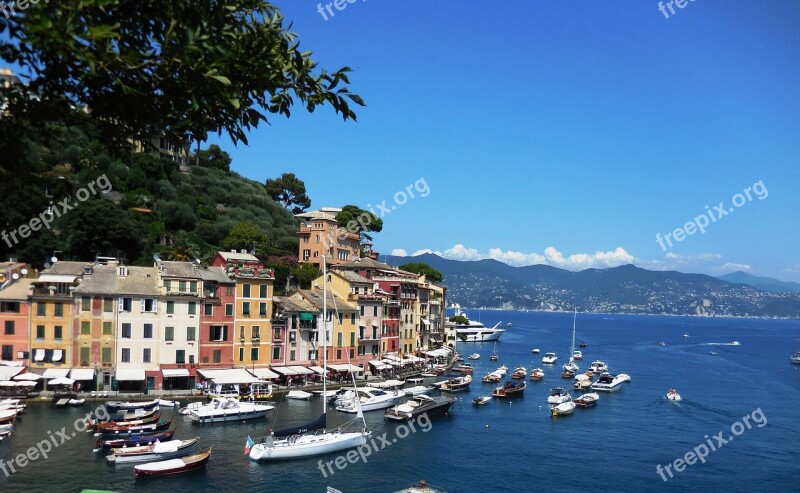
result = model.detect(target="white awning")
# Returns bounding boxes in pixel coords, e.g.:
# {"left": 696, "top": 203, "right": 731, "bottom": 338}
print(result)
{"left": 425, "top": 348, "right": 451, "bottom": 358}
{"left": 69, "top": 368, "right": 95, "bottom": 381}
{"left": 404, "top": 356, "right": 425, "bottom": 363}
{"left": 196, "top": 368, "right": 261, "bottom": 385}
{"left": 250, "top": 368, "right": 279, "bottom": 380}
{"left": 13, "top": 372, "right": 42, "bottom": 381}
{"left": 382, "top": 359, "right": 402, "bottom": 367}
{"left": 288, "top": 366, "right": 314, "bottom": 375}
{"left": 0, "top": 366, "right": 24, "bottom": 380}
{"left": 328, "top": 364, "right": 362, "bottom": 373}
{"left": 161, "top": 369, "right": 190, "bottom": 378}
{"left": 35, "top": 274, "right": 77, "bottom": 283}
{"left": 420, "top": 318, "right": 429, "bottom": 326}
{"left": 308, "top": 366, "right": 328, "bottom": 375}
{"left": 52, "top": 350, "right": 64, "bottom": 362}
{"left": 42, "top": 368, "right": 70, "bottom": 379}
{"left": 384, "top": 354, "right": 403, "bottom": 363}
{"left": 270, "top": 366, "right": 298, "bottom": 376}
{"left": 115, "top": 368, "right": 146, "bottom": 381}
{"left": 369, "top": 360, "right": 390, "bottom": 370}
{"left": 33, "top": 349, "right": 45, "bottom": 362}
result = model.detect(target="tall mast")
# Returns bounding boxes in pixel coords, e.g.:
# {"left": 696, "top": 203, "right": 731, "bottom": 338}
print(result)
{"left": 322, "top": 256, "right": 327, "bottom": 415}
{"left": 570, "top": 309, "right": 577, "bottom": 362}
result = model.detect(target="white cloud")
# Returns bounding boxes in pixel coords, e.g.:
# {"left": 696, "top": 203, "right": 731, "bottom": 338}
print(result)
{"left": 442, "top": 243, "right": 484, "bottom": 261}
{"left": 488, "top": 248, "right": 545, "bottom": 266}
{"left": 411, "top": 249, "right": 435, "bottom": 256}
{"left": 390, "top": 248, "right": 408, "bottom": 257}
{"left": 427, "top": 244, "right": 635, "bottom": 270}
{"left": 717, "top": 263, "right": 752, "bottom": 273}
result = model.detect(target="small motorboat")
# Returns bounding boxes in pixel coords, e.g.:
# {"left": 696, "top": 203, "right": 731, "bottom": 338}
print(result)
{"left": 666, "top": 389, "right": 682, "bottom": 401}
{"left": 157, "top": 399, "right": 180, "bottom": 408}
{"left": 589, "top": 361, "right": 608, "bottom": 374}
{"left": 482, "top": 372, "right": 501, "bottom": 383}
{"left": 574, "top": 392, "right": 599, "bottom": 408}
{"left": 792, "top": 352, "right": 800, "bottom": 365}
{"left": 403, "top": 385, "right": 434, "bottom": 396}
{"left": 591, "top": 373, "right": 628, "bottom": 392}
{"left": 468, "top": 353, "right": 480, "bottom": 360}
{"left": 561, "top": 369, "right": 576, "bottom": 379}
{"left": 312, "top": 390, "right": 339, "bottom": 398}
{"left": 133, "top": 447, "right": 212, "bottom": 476}
{"left": 439, "top": 375, "right": 473, "bottom": 392}
{"left": 529, "top": 368, "right": 544, "bottom": 381}
{"left": 68, "top": 398, "right": 86, "bottom": 406}
{"left": 94, "top": 431, "right": 176, "bottom": 452}
{"left": 730, "top": 341, "right": 741, "bottom": 346}
{"left": 710, "top": 351, "right": 718, "bottom": 355}
{"left": 495, "top": 365, "right": 508, "bottom": 376}
{"left": 286, "top": 390, "right": 312, "bottom": 400}
{"left": 178, "top": 402, "right": 202, "bottom": 416}
{"left": 492, "top": 381, "right": 526, "bottom": 398}
{"left": 96, "top": 418, "right": 173, "bottom": 436}
{"left": 489, "top": 353, "right": 498, "bottom": 361}
{"left": 511, "top": 367, "right": 527, "bottom": 379}
{"left": 384, "top": 394, "right": 455, "bottom": 421}
{"left": 106, "top": 399, "right": 160, "bottom": 414}
{"left": 547, "top": 387, "right": 571, "bottom": 405}
{"left": 108, "top": 437, "right": 200, "bottom": 464}
{"left": 658, "top": 341, "right": 666, "bottom": 346}
{"left": 542, "top": 352, "right": 557, "bottom": 364}
{"left": 574, "top": 374, "right": 592, "bottom": 391}
{"left": 94, "top": 412, "right": 163, "bottom": 432}
{"left": 367, "top": 379, "right": 405, "bottom": 389}
{"left": 579, "top": 341, "right": 587, "bottom": 348}
{"left": 572, "top": 350, "right": 583, "bottom": 361}
{"left": 683, "top": 333, "right": 689, "bottom": 338}
{"left": 551, "top": 401, "right": 576, "bottom": 416}
{"left": 473, "top": 396, "right": 492, "bottom": 405}
{"left": 531, "top": 348, "right": 541, "bottom": 354}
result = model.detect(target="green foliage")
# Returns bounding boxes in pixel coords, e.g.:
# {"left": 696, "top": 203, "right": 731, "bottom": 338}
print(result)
{"left": 336, "top": 205, "right": 383, "bottom": 242}
{"left": 63, "top": 200, "right": 144, "bottom": 262}
{"left": 293, "top": 263, "right": 322, "bottom": 290}
{"left": 399, "top": 262, "right": 443, "bottom": 283}
{"left": 449, "top": 315, "right": 469, "bottom": 325}
{"left": 164, "top": 231, "right": 200, "bottom": 261}
{"left": 195, "top": 144, "right": 232, "bottom": 172}
{"left": 265, "top": 172, "right": 311, "bottom": 214}
{"left": 1, "top": 0, "right": 365, "bottom": 148}
{"left": 223, "top": 222, "right": 269, "bottom": 254}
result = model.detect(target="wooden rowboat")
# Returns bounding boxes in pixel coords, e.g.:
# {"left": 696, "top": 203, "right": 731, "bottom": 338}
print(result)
{"left": 134, "top": 447, "right": 212, "bottom": 476}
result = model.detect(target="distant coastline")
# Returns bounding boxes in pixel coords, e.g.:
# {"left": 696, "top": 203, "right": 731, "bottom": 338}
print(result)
{"left": 449, "top": 306, "right": 800, "bottom": 321}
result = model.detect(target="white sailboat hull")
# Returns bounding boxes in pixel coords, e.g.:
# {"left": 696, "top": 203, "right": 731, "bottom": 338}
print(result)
{"left": 249, "top": 431, "right": 370, "bottom": 460}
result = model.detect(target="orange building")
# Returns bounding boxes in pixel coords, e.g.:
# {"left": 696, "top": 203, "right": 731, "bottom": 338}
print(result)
{"left": 296, "top": 208, "right": 361, "bottom": 269}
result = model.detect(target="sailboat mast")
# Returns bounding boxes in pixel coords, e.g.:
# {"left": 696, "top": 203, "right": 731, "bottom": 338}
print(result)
{"left": 322, "top": 256, "right": 327, "bottom": 415}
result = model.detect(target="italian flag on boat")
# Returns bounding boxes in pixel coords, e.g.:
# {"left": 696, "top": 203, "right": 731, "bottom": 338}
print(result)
{"left": 245, "top": 435, "right": 254, "bottom": 455}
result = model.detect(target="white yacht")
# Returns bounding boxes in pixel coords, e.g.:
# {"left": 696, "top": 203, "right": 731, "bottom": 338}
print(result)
{"left": 335, "top": 388, "right": 405, "bottom": 413}
{"left": 547, "top": 387, "right": 572, "bottom": 405}
{"left": 792, "top": 352, "right": 800, "bottom": 365}
{"left": 189, "top": 397, "right": 274, "bottom": 424}
{"left": 542, "top": 352, "right": 558, "bottom": 364}
{"left": 589, "top": 361, "right": 608, "bottom": 373}
{"left": 452, "top": 309, "right": 505, "bottom": 342}
{"left": 591, "top": 372, "right": 630, "bottom": 392}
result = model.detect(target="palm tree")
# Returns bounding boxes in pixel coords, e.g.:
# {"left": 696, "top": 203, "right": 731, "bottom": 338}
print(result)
{"left": 166, "top": 231, "right": 200, "bottom": 261}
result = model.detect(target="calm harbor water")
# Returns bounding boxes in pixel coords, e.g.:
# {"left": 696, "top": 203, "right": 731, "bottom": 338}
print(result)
{"left": 2, "top": 311, "right": 799, "bottom": 493}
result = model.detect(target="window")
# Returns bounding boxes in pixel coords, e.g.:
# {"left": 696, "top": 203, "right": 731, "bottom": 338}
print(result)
{"left": 143, "top": 348, "right": 151, "bottom": 363}
{"left": 290, "top": 350, "right": 296, "bottom": 361}
{"left": 143, "top": 323, "right": 153, "bottom": 339}
{"left": 189, "top": 281, "right": 197, "bottom": 294}
{"left": 337, "top": 332, "right": 343, "bottom": 347}
{"left": 81, "top": 296, "right": 91, "bottom": 311}
{"left": 351, "top": 313, "right": 355, "bottom": 324}
{"left": 121, "top": 348, "right": 131, "bottom": 363}
{"left": 349, "top": 349, "right": 354, "bottom": 359}
{"left": 54, "top": 303, "right": 63, "bottom": 317}
{"left": 204, "top": 304, "right": 213, "bottom": 316}
{"left": 190, "top": 354, "right": 195, "bottom": 364}
{"left": 241, "top": 283, "right": 251, "bottom": 298}
{"left": 239, "top": 347, "right": 244, "bottom": 362}
{"left": 250, "top": 347, "right": 259, "bottom": 361}
{"left": 164, "top": 280, "right": 172, "bottom": 292}
{"left": 350, "top": 332, "right": 355, "bottom": 346}
{"left": 176, "top": 350, "right": 185, "bottom": 364}
{"left": 78, "top": 346, "right": 91, "bottom": 364}
{"left": 225, "top": 304, "right": 233, "bottom": 317}
{"left": 260, "top": 285, "right": 267, "bottom": 298}
{"left": 37, "top": 303, "right": 46, "bottom": 316}
{"left": 103, "top": 321, "right": 112, "bottom": 335}
{"left": 336, "top": 349, "right": 342, "bottom": 359}
{"left": 54, "top": 326, "right": 62, "bottom": 340}
{"left": 259, "top": 302, "right": 267, "bottom": 316}
{"left": 272, "top": 346, "right": 280, "bottom": 360}
{"left": 165, "top": 326, "right": 174, "bottom": 341}
{"left": 225, "top": 285, "right": 234, "bottom": 296}
{"left": 360, "top": 306, "right": 364, "bottom": 316}
{"left": 188, "top": 302, "right": 196, "bottom": 315}
{"left": 242, "top": 302, "right": 250, "bottom": 316}
{"left": 187, "top": 327, "right": 196, "bottom": 341}
{"left": 179, "top": 280, "right": 186, "bottom": 292}
{"left": 309, "top": 350, "right": 317, "bottom": 361}
{"left": 36, "top": 325, "right": 45, "bottom": 339}
{"left": 0, "top": 301, "right": 20, "bottom": 313}
{"left": 289, "top": 331, "right": 296, "bottom": 342}
{"left": 212, "top": 349, "right": 221, "bottom": 364}
{"left": 103, "top": 297, "right": 113, "bottom": 312}
{"left": 4, "top": 321, "right": 13, "bottom": 335}
{"left": 338, "top": 313, "right": 343, "bottom": 324}
{"left": 211, "top": 325, "right": 227, "bottom": 341}
{"left": 166, "top": 301, "right": 174, "bottom": 314}
{"left": 3, "top": 345, "right": 14, "bottom": 360}
{"left": 374, "top": 306, "right": 378, "bottom": 316}
{"left": 119, "top": 297, "right": 132, "bottom": 312}
{"left": 81, "top": 321, "right": 90, "bottom": 335}
{"left": 102, "top": 347, "right": 112, "bottom": 363}
{"left": 142, "top": 298, "right": 156, "bottom": 312}
{"left": 252, "top": 326, "right": 260, "bottom": 339}
{"left": 121, "top": 323, "right": 131, "bottom": 339}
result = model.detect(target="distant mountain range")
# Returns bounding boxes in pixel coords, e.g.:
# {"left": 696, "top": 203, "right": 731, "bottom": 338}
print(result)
{"left": 717, "top": 271, "right": 800, "bottom": 293}
{"left": 381, "top": 254, "right": 800, "bottom": 318}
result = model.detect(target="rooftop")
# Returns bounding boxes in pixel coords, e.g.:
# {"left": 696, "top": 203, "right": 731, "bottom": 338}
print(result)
{"left": 74, "top": 265, "right": 161, "bottom": 296}
{"left": 216, "top": 251, "right": 260, "bottom": 264}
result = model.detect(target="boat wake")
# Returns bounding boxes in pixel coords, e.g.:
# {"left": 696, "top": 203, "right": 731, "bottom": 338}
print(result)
{"left": 676, "top": 400, "right": 738, "bottom": 419}
{"left": 706, "top": 342, "right": 742, "bottom": 346}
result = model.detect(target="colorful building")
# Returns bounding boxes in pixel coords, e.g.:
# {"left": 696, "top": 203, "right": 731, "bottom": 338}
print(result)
{"left": 198, "top": 266, "right": 236, "bottom": 368}
{"left": 295, "top": 208, "right": 361, "bottom": 269}
{"left": 0, "top": 278, "right": 33, "bottom": 364}
{"left": 293, "top": 288, "right": 359, "bottom": 367}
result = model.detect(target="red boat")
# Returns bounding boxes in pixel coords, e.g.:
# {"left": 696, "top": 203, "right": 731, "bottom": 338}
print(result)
{"left": 492, "top": 381, "right": 526, "bottom": 397}
{"left": 134, "top": 447, "right": 212, "bottom": 476}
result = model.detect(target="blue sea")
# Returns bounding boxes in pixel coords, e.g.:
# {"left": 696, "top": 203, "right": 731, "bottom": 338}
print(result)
{"left": 2, "top": 311, "right": 799, "bottom": 493}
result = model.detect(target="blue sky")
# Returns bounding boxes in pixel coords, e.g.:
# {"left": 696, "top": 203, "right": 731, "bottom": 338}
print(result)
{"left": 210, "top": 0, "right": 800, "bottom": 281}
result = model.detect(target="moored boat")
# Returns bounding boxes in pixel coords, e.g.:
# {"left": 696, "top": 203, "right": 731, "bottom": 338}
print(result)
{"left": 492, "top": 380, "right": 526, "bottom": 398}
{"left": 96, "top": 418, "right": 173, "bottom": 436}
{"left": 468, "top": 353, "right": 480, "bottom": 360}
{"left": 108, "top": 437, "right": 200, "bottom": 464}
{"left": 133, "top": 447, "right": 212, "bottom": 476}
{"left": 403, "top": 385, "right": 434, "bottom": 396}
{"left": 573, "top": 350, "right": 583, "bottom": 361}
{"left": 482, "top": 372, "right": 501, "bottom": 383}
{"left": 591, "top": 372, "right": 628, "bottom": 392}
{"left": 94, "top": 431, "right": 175, "bottom": 452}
{"left": 574, "top": 392, "right": 599, "bottom": 408}
{"left": 531, "top": 348, "right": 540, "bottom": 354}
{"left": 335, "top": 388, "right": 404, "bottom": 413}
{"left": 791, "top": 352, "right": 800, "bottom": 365}
{"left": 511, "top": 367, "right": 527, "bottom": 379}
{"left": 551, "top": 400, "right": 576, "bottom": 416}
{"left": 384, "top": 395, "right": 455, "bottom": 421}
{"left": 106, "top": 399, "right": 159, "bottom": 414}
{"left": 189, "top": 397, "right": 273, "bottom": 424}
{"left": 542, "top": 352, "right": 557, "bottom": 364}
{"left": 287, "top": 390, "right": 312, "bottom": 400}
{"left": 574, "top": 374, "right": 593, "bottom": 391}
{"left": 473, "top": 396, "right": 492, "bottom": 405}
{"left": 589, "top": 361, "right": 608, "bottom": 374}
{"left": 547, "top": 387, "right": 571, "bottom": 405}
{"left": 439, "top": 374, "right": 472, "bottom": 392}
{"left": 529, "top": 368, "right": 544, "bottom": 381}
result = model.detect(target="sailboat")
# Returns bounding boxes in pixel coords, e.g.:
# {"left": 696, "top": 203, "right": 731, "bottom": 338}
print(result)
{"left": 248, "top": 257, "right": 370, "bottom": 461}
{"left": 489, "top": 341, "right": 498, "bottom": 361}
{"left": 563, "top": 309, "right": 580, "bottom": 373}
